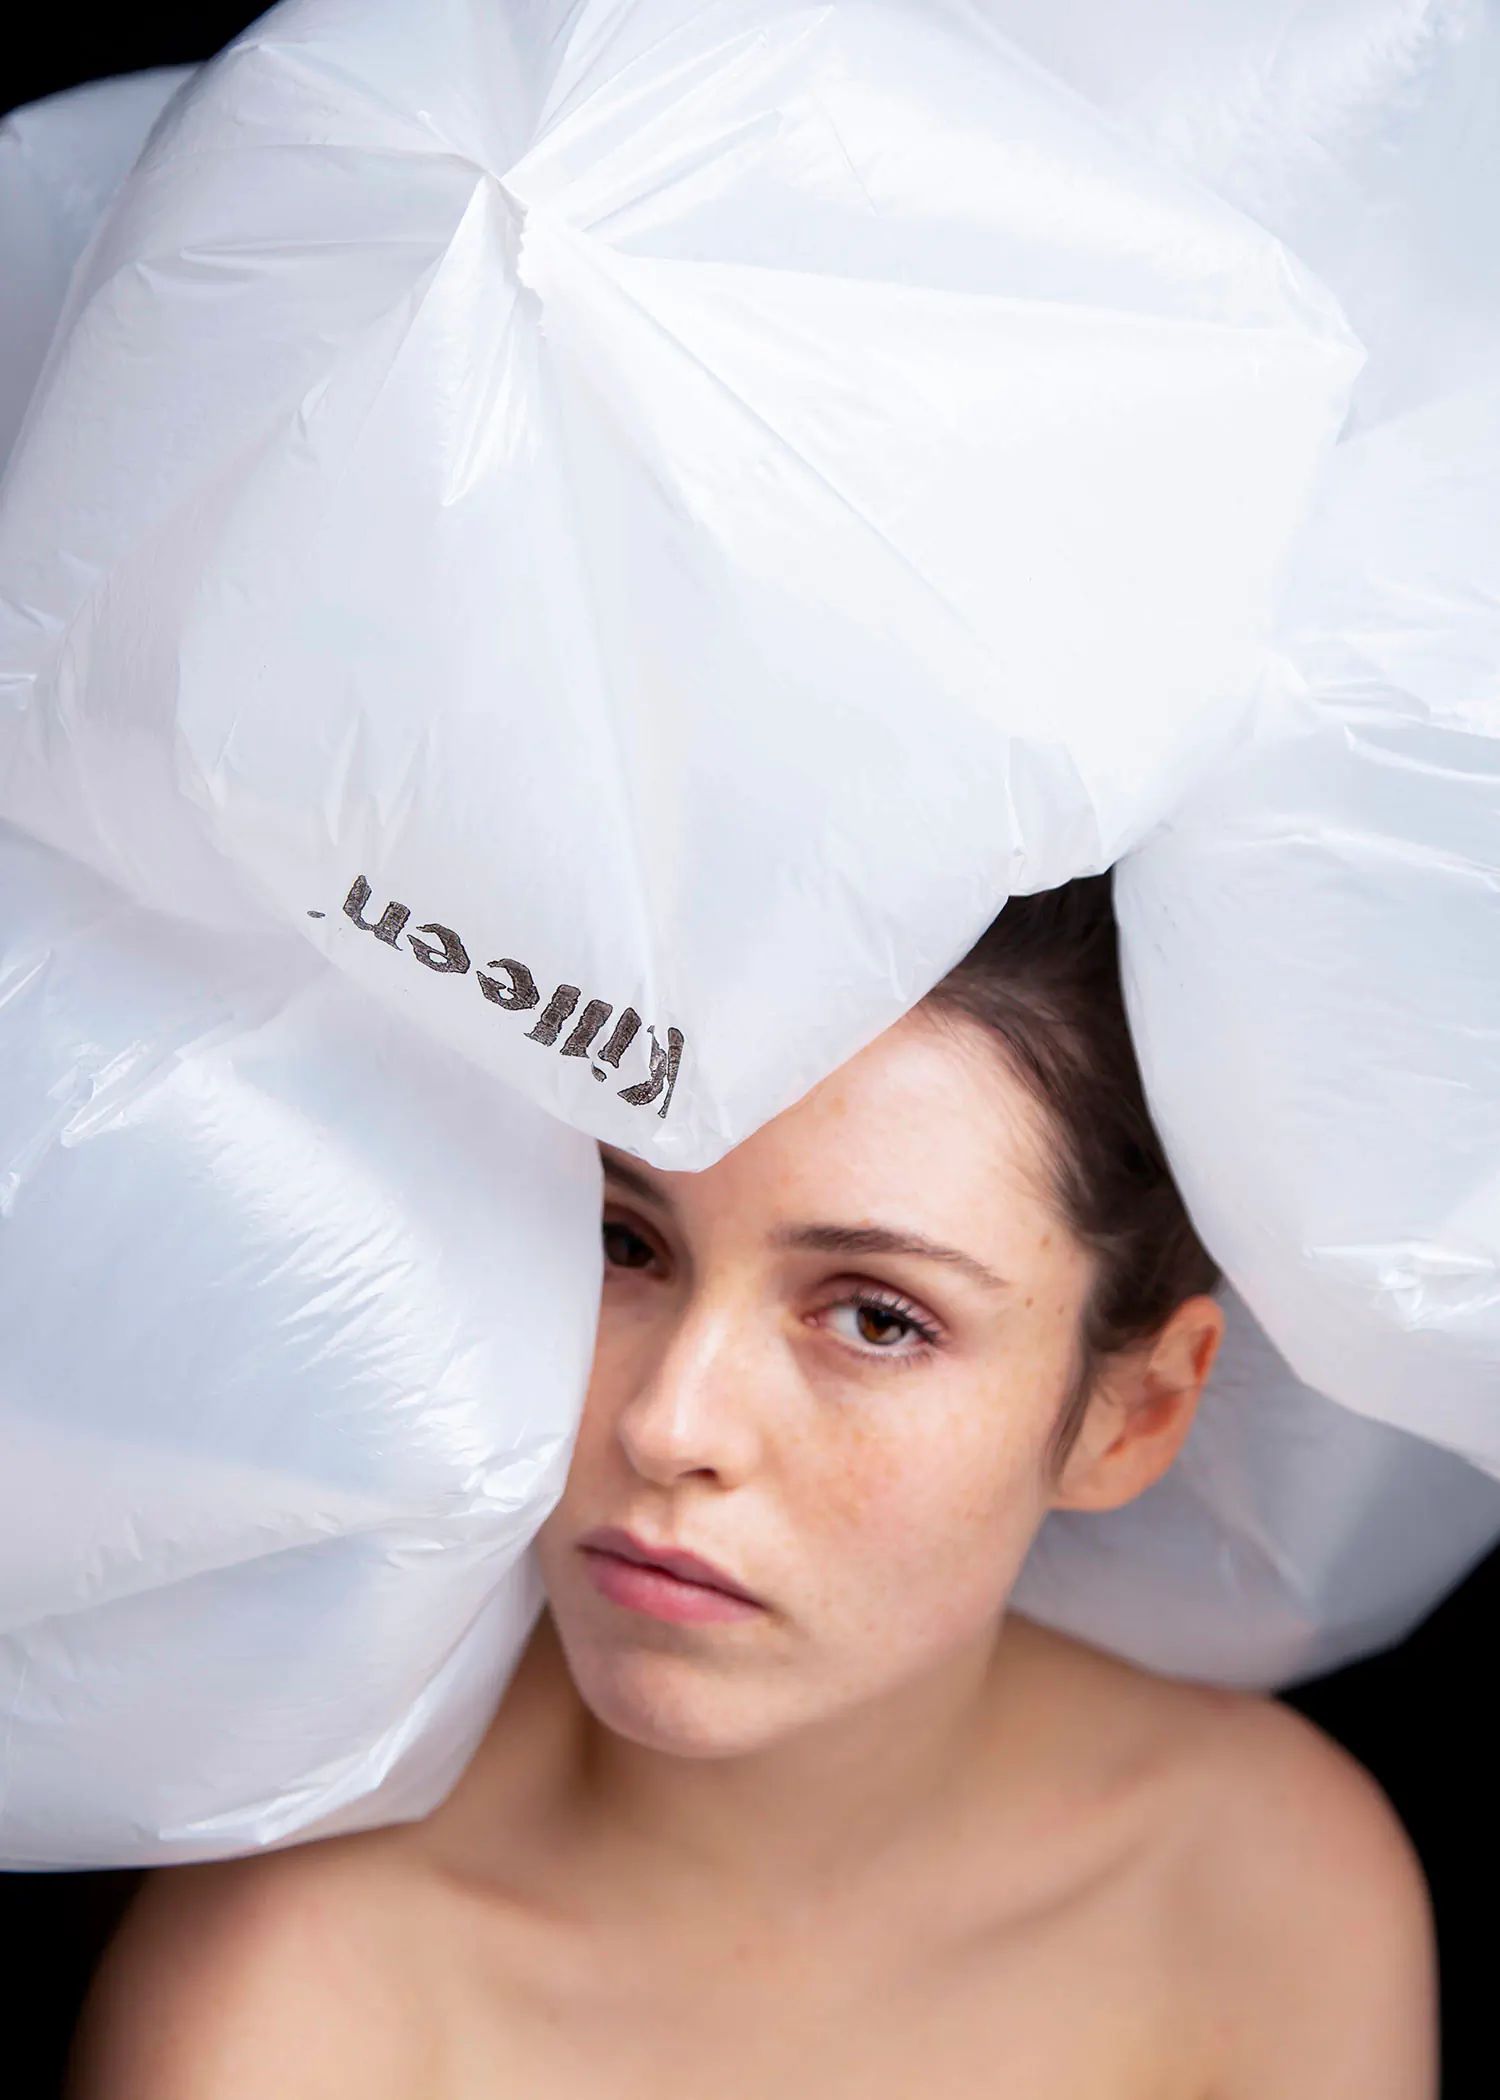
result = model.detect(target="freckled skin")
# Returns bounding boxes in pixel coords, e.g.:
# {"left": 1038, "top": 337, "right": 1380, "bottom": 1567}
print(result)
{"left": 73, "top": 1014, "right": 1438, "bottom": 2100}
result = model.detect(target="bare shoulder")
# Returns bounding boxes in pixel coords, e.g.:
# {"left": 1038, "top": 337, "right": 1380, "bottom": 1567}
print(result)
{"left": 1175, "top": 1682, "right": 1424, "bottom": 1886}
{"left": 69, "top": 1836, "right": 442, "bottom": 2100}
{"left": 1179, "top": 1691, "right": 1438, "bottom": 2097}
{"left": 1008, "top": 1621, "right": 1437, "bottom": 2099}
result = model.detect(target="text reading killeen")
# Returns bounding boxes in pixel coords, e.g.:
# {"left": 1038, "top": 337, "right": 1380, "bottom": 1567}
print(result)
{"left": 312, "top": 876, "right": 684, "bottom": 1120}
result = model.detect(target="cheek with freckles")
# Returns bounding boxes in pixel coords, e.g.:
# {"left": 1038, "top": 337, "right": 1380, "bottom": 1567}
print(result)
{"left": 775, "top": 1331, "right": 1074, "bottom": 1684}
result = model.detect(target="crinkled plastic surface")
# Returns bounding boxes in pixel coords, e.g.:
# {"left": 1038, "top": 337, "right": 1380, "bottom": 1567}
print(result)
{"left": 0, "top": 0, "right": 1359, "bottom": 1167}
{"left": 988, "top": 0, "right": 1500, "bottom": 435}
{"left": 981, "top": 0, "right": 1500, "bottom": 1479}
{"left": 0, "top": 821, "right": 599, "bottom": 1866}
{"left": 0, "top": 67, "right": 190, "bottom": 473}
{"left": 1119, "top": 436, "right": 1500, "bottom": 1473}
{"left": 2, "top": 4, "right": 1500, "bottom": 1868}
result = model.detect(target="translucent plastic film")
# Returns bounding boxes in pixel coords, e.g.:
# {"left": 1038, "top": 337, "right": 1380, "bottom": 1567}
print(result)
{"left": 0, "top": 66, "right": 189, "bottom": 472}
{"left": 0, "top": 0, "right": 1359, "bottom": 1166}
{"left": 994, "top": 0, "right": 1500, "bottom": 1477}
{"left": 0, "top": 821, "right": 599, "bottom": 1866}
{"left": 1120, "top": 423, "right": 1500, "bottom": 1474}
{"left": 3, "top": 7, "right": 1499, "bottom": 1868}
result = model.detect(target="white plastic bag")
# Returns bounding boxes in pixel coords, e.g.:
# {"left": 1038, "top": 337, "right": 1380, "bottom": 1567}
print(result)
{"left": 1119, "top": 399, "right": 1500, "bottom": 1475}
{"left": 976, "top": 0, "right": 1500, "bottom": 1479}
{"left": 0, "top": 67, "right": 191, "bottom": 473}
{"left": 0, "top": 0, "right": 1359, "bottom": 1166}
{"left": 983, "top": 0, "right": 1500, "bottom": 441}
{"left": 2, "top": 2, "right": 1497, "bottom": 1868}
{"left": 0, "top": 820, "right": 599, "bottom": 1866}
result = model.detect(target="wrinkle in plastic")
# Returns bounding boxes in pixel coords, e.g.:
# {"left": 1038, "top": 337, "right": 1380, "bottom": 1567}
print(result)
{"left": 3, "top": 0, "right": 1500, "bottom": 1865}
{"left": 0, "top": 0, "right": 1359, "bottom": 1166}
{"left": 0, "top": 822, "right": 600, "bottom": 1865}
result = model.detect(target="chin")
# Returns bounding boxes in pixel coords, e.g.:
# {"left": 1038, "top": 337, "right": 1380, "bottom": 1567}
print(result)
{"left": 556, "top": 1622, "right": 796, "bottom": 1759}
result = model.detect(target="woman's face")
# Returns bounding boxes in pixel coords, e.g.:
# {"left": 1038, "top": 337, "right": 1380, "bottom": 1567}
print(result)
{"left": 536, "top": 1011, "right": 1146, "bottom": 1758}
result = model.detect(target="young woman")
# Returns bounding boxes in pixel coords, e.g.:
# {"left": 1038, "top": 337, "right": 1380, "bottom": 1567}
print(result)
{"left": 73, "top": 879, "right": 1436, "bottom": 2098}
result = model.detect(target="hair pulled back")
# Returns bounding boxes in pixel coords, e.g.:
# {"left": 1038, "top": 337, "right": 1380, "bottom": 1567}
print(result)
{"left": 925, "top": 874, "right": 1219, "bottom": 1454}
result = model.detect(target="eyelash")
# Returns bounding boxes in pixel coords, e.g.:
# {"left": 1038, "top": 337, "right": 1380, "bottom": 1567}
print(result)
{"left": 601, "top": 1213, "right": 944, "bottom": 1361}
{"left": 820, "top": 1285, "right": 944, "bottom": 1361}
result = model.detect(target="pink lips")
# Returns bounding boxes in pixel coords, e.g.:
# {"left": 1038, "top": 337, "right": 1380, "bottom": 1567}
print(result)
{"left": 577, "top": 1527, "right": 767, "bottom": 1626}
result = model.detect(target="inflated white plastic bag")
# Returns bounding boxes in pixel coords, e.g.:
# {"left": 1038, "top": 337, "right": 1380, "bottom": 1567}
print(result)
{"left": 0, "top": 820, "right": 599, "bottom": 1866}
{"left": 0, "top": 0, "right": 1360, "bottom": 1165}
{"left": 0, "top": 67, "right": 191, "bottom": 473}
{"left": 1119, "top": 394, "right": 1500, "bottom": 1478}
{"left": 2, "top": 0, "right": 1499, "bottom": 1870}
{"left": 974, "top": 0, "right": 1500, "bottom": 1651}
{"left": 985, "top": 0, "right": 1500, "bottom": 439}
{"left": 975, "top": 0, "right": 1500, "bottom": 1479}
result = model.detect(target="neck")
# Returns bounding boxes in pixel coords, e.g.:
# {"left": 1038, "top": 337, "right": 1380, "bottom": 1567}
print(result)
{"left": 553, "top": 1618, "right": 1013, "bottom": 1911}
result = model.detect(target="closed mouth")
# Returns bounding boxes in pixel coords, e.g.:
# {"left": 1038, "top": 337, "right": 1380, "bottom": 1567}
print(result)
{"left": 576, "top": 1526, "right": 764, "bottom": 1607}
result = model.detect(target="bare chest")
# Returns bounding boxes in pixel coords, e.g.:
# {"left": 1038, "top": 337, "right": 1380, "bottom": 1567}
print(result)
{"left": 422, "top": 1883, "right": 1210, "bottom": 2100}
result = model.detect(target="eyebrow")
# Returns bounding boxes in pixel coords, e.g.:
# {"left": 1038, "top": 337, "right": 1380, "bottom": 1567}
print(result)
{"left": 776, "top": 1223, "right": 1010, "bottom": 1295}
{"left": 601, "top": 1153, "right": 1009, "bottom": 1295}
{"left": 601, "top": 1152, "right": 673, "bottom": 1206}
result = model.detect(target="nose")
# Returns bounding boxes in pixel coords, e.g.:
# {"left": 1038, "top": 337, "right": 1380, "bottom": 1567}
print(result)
{"left": 614, "top": 1287, "right": 766, "bottom": 1490}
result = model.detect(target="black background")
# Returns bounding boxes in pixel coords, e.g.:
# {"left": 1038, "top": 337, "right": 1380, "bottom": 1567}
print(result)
{"left": 3, "top": 12, "right": 1497, "bottom": 2095}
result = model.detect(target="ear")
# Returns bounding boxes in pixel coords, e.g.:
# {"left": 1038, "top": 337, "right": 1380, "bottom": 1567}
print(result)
{"left": 1050, "top": 1294, "right": 1226, "bottom": 1514}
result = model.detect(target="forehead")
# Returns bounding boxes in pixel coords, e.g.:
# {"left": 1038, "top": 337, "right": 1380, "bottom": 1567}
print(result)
{"left": 622, "top": 1011, "right": 1076, "bottom": 1281}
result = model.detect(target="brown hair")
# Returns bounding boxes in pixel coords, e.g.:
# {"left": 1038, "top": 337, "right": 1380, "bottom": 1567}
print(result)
{"left": 923, "top": 873, "right": 1219, "bottom": 1463}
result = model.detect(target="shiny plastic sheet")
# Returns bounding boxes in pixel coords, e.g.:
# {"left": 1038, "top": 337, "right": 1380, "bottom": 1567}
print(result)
{"left": 0, "top": 66, "right": 189, "bottom": 473}
{"left": 0, "top": 0, "right": 1358, "bottom": 1166}
{"left": 0, "top": 822, "right": 599, "bottom": 1865}
{"left": 2, "top": 4, "right": 1499, "bottom": 1866}
{"left": 984, "top": 0, "right": 1500, "bottom": 1477}
{"left": 1120, "top": 430, "right": 1500, "bottom": 1474}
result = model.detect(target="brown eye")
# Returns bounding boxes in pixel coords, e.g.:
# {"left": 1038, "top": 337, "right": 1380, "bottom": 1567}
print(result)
{"left": 819, "top": 1290, "right": 941, "bottom": 1358}
{"left": 855, "top": 1303, "right": 912, "bottom": 1346}
{"left": 603, "top": 1219, "right": 657, "bottom": 1270}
